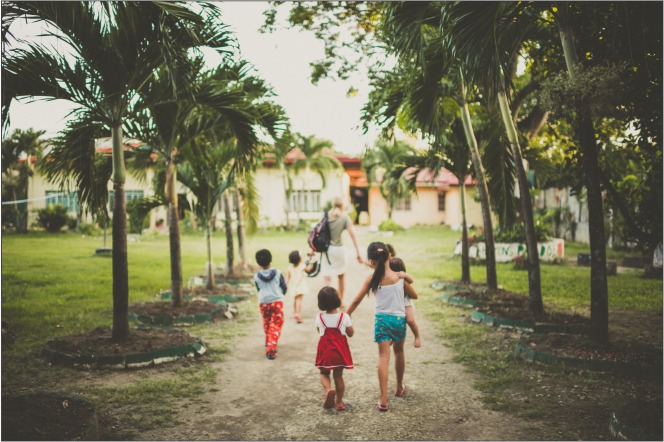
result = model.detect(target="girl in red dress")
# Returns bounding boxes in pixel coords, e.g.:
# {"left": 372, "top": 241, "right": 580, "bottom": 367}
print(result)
{"left": 315, "top": 286, "right": 354, "bottom": 410}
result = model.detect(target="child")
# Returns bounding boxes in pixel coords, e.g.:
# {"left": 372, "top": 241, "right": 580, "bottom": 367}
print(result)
{"left": 286, "top": 250, "right": 312, "bottom": 323}
{"left": 254, "top": 249, "right": 288, "bottom": 359}
{"left": 385, "top": 244, "right": 422, "bottom": 348}
{"left": 346, "top": 242, "right": 418, "bottom": 412}
{"left": 315, "top": 286, "right": 354, "bottom": 411}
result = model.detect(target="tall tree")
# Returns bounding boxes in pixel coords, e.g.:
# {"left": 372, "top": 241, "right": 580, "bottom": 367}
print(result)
{"left": 444, "top": 1, "right": 545, "bottom": 314}
{"left": 365, "top": 2, "right": 501, "bottom": 290}
{"left": 2, "top": 2, "right": 231, "bottom": 341}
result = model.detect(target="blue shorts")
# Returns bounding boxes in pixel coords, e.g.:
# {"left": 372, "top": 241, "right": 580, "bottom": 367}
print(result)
{"left": 374, "top": 314, "right": 407, "bottom": 343}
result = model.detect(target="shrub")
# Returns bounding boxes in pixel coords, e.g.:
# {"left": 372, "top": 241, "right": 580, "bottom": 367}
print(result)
{"left": 77, "top": 222, "right": 99, "bottom": 236}
{"left": 378, "top": 218, "right": 404, "bottom": 232}
{"left": 35, "top": 204, "right": 71, "bottom": 233}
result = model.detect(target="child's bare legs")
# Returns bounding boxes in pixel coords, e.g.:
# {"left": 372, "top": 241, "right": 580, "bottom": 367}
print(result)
{"left": 393, "top": 340, "right": 406, "bottom": 395}
{"left": 377, "top": 341, "right": 392, "bottom": 406}
{"left": 332, "top": 367, "right": 345, "bottom": 406}
{"left": 405, "top": 306, "right": 421, "bottom": 347}
{"left": 294, "top": 294, "right": 303, "bottom": 322}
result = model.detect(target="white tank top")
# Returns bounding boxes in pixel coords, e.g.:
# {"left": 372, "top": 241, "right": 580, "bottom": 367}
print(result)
{"left": 374, "top": 278, "right": 406, "bottom": 317}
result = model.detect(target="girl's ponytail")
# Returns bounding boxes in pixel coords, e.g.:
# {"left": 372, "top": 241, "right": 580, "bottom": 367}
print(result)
{"left": 368, "top": 242, "right": 389, "bottom": 293}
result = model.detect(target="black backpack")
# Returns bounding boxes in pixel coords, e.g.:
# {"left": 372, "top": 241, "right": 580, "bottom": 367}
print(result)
{"left": 308, "top": 211, "right": 331, "bottom": 253}
{"left": 306, "top": 212, "right": 332, "bottom": 277}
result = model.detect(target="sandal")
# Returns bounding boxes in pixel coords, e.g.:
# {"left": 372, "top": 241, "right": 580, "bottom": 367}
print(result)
{"left": 335, "top": 402, "right": 346, "bottom": 411}
{"left": 323, "top": 390, "right": 336, "bottom": 409}
{"left": 395, "top": 385, "right": 407, "bottom": 398}
{"left": 376, "top": 402, "right": 389, "bottom": 412}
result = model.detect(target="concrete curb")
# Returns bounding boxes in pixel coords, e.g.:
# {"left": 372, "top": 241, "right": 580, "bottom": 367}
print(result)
{"left": 42, "top": 336, "right": 206, "bottom": 369}
{"left": 514, "top": 337, "right": 655, "bottom": 375}
{"left": 160, "top": 291, "right": 252, "bottom": 304}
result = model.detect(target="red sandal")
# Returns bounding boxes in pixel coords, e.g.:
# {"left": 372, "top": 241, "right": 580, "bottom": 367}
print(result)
{"left": 376, "top": 402, "right": 389, "bottom": 412}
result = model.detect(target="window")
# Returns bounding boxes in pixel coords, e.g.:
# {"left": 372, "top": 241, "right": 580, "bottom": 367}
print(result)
{"left": 108, "top": 190, "right": 144, "bottom": 208}
{"left": 396, "top": 196, "right": 411, "bottom": 211}
{"left": 288, "top": 190, "right": 321, "bottom": 212}
{"left": 438, "top": 191, "right": 446, "bottom": 211}
{"left": 45, "top": 191, "right": 79, "bottom": 213}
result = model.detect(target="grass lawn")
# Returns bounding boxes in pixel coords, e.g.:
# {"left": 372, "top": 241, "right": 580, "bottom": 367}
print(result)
{"left": 2, "top": 225, "right": 662, "bottom": 439}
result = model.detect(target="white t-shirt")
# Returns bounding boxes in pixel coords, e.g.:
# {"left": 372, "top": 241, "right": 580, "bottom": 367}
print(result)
{"left": 315, "top": 312, "right": 352, "bottom": 336}
{"left": 374, "top": 278, "right": 407, "bottom": 317}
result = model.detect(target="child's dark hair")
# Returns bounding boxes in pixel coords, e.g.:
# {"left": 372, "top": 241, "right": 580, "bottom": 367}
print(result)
{"left": 288, "top": 250, "right": 301, "bottom": 265}
{"left": 318, "top": 286, "right": 341, "bottom": 311}
{"left": 368, "top": 241, "right": 390, "bottom": 293}
{"left": 386, "top": 243, "right": 396, "bottom": 257}
{"left": 390, "top": 257, "right": 406, "bottom": 272}
{"left": 255, "top": 249, "right": 272, "bottom": 268}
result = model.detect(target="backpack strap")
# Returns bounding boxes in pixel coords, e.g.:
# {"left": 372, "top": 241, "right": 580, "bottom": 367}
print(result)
{"left": 319, "top": 313, "right": 327, "bottom": 328}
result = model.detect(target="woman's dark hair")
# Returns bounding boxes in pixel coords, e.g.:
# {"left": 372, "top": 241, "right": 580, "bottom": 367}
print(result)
{"left": 255, "top": 249, "right": 272, "bottom": 268}
{"left": 289, "top": 250, "right": 301, "bottom": 265}
{"left": 318, "top": 286, "right": 341, "bottom": 311}
{"left": 368, "top": 241, "right": 390, "bottom": 293}
{"left": 386, "top": 243, "right": 396, "bottom": 257}
{"left": 389, "top": 257, "right": 406, "bottom": 272}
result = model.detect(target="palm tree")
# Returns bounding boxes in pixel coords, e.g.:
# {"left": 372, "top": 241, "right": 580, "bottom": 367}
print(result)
{"left": 2, "top": 1, "right": 231, "bottom": 342}
{"left": 363, "top": 139, "right": 415, "bottom": 220}
{"left": 443, "top": 1, "right": 545, "bottom": 314}
{"left": 291, "top": 134, "right": 342, "bottom": 225}
{"left": 125, "top": 55, "right": 264, "bottom": 307}
{"left": 393, "top": 118, "right": 474, "bottom": 284}
{"left": 178, "top": 138, "right": 234, "bottom": 290}
{"left": 365, "top": 2, "right": 500, "bottom": 290}
{"left": 1, "top": 128, "right": 45, "bottom": 232}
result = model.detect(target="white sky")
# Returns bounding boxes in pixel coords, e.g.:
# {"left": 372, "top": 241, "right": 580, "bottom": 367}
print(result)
{"left": 3, "top": 1, "right": 381, "bottom": 156}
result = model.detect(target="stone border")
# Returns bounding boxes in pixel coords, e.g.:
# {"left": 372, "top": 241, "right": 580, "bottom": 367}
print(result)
{"left": 128, "top": 306, "right": 227, "bottom": 327}
{"left": 159, "top": 291, "right": 252, "bottom": 304}
{"left": 514, "top": 338, "right": 650, "bottom": 374}
{"left": 470, "top": 310, "right": 590, "bottom": 334}
{"left": 42, "top": 338, "right": 206, "bottom": 369}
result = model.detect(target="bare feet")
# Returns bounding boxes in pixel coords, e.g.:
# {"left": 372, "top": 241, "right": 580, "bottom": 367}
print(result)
{"left": 414, "top": 336, "right": 421, "bottom": 348}
{"left": 323, "top": 389, "right": 336, "bottom": 409}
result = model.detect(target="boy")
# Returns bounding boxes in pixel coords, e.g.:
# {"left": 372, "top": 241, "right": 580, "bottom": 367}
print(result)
{"left": 254, "top": 249, "right": 288, "bottom": 359}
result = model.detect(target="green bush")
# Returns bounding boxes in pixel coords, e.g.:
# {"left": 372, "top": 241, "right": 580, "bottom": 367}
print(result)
{"left": 77, "top": 222, "right": 99, "bottom": 236}
{"left": 35, "top": 204, "right": 71, "bottom": 233}
{"left": 378, "top": 218, "right": 404, "bottom": 232}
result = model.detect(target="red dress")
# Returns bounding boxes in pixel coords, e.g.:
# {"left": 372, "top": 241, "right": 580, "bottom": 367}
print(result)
{"left": 315, "top": 313, "right": 354, "bottom": 370}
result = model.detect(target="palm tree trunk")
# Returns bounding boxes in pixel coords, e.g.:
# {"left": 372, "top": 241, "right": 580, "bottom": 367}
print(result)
{"left": 222, "top": 191, "right": 234, "bottom": 276}
{"left": 459, "top": 182, "right": 471, "bottom": 284}
{"left": 233, "top": 189, "right": 247, "bottom": 266}
{"left": 166, "top": 160, "right": 183, "bottom": 308}
{"left": 458, "top": 79, "right": 498, "bottom": 291}
{"left": 111, "top": 123, "right": 129, "bottom": 342}
{"left": 498, "top": 91, "right": 543, "bottom": 314}
{"left": 559, "top": 21, "right": 609, "bottom": 344}
{"left": 205, "top": 223, "right": 215, "bottom": 290}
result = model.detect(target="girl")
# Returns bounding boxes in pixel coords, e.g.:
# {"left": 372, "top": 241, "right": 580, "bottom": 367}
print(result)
{"left": 346, "top": 242, "right": 418, "bottom": 411}
{"left": 286, "top": 250, "right": 311, "bottom": 323}
{"left": 386, "top": 244, "right": 422, "bottom": 348}
{"left": 315, "top": 286, "right": 354, "bottom": 411}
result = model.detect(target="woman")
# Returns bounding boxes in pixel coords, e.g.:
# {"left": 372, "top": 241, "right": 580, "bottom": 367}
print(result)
{"left": 322, "top": 197, "right": 363, "bottom": 308}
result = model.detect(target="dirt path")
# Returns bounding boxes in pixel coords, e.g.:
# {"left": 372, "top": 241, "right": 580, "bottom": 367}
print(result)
{"left": 138, "top": 246, "right": 553, "bottom": 440}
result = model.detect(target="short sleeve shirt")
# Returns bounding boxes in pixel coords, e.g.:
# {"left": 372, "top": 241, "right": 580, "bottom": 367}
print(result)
{"left": 327, "top": 213, "right": 352, "bottom": 247}
{"left": 315, "top": 312, "right": 353, "bottom": 336}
